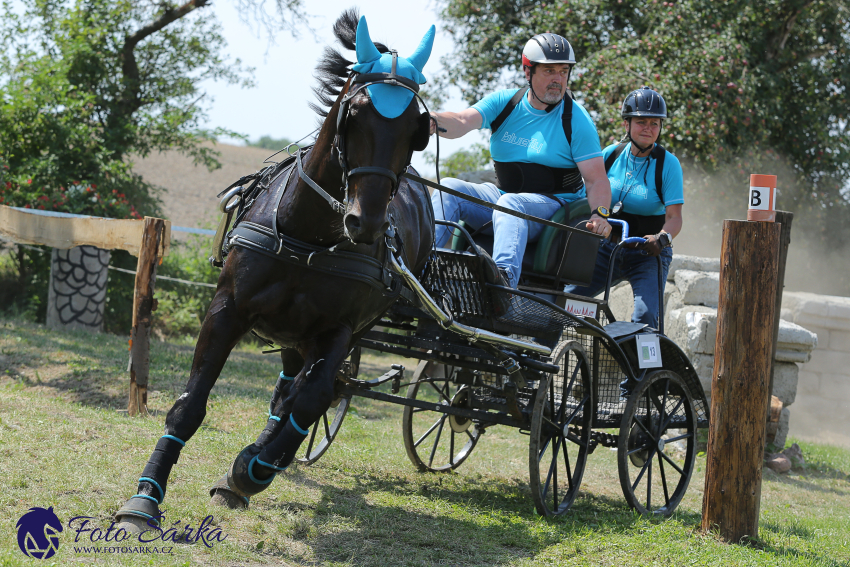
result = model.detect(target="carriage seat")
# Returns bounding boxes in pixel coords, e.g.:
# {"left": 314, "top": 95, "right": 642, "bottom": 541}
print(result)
{"left": 447, "top": 198, "right": 601, "bottom": 289}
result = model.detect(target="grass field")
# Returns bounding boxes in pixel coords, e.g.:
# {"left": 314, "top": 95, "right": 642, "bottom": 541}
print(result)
{"left": 1, "top": 317, "right": 849, "bottom": 566}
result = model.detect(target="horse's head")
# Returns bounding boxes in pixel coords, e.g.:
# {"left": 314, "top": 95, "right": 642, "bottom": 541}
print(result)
{"left": 336, "top": 16, "right": 434, "bottom": 245}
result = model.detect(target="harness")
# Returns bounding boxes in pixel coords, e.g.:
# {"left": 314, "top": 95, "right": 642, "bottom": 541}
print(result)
{"left": 604, "top": 142, "right": 669, "bottom": 237}
{"left": 489, "top": 87, "right": 584, "bottom": 195}
{"left": 212, "top": 55, "right": 435, "bottom": 303}
{"left": 220, "top": 155, "right": 418, "bottom": 303}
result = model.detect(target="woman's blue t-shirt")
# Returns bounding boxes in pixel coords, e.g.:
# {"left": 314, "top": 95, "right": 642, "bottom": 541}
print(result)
{"left": 472, "top": 88, "right": 603, "bottom": 200}
{"left": 578, "top": 142, "right": 684, "bottom": 216}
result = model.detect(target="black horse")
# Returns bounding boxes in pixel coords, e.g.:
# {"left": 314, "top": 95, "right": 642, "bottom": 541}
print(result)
{"left": 115, "top": 10, "right": 436, "bottom": 530}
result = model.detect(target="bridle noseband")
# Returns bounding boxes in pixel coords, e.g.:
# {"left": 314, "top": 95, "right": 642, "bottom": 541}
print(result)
{"left": 298, "top": 50, "right": 429, "bottom": 216}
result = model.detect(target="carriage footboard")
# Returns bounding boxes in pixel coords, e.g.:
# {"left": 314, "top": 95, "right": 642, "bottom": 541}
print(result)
{"left": 387, "top": 250, "right": 550, "bottom": 356}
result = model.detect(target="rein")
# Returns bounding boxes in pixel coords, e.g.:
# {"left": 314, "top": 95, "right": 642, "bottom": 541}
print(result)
{"left": 401, "top": 172, "right": 605, "bottom": 239}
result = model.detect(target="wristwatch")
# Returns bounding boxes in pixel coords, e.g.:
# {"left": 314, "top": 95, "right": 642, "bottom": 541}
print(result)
{"left": 593, "top": 206, "right": 610, "bottom": 218}
{"left": 657, "top": 232, "right": 672, "bottom": 248}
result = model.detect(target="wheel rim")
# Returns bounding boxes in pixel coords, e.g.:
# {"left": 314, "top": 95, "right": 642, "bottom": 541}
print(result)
{"left": 295, "top": 347, "right": 358, "bottom": 465}
{"left": 402, "top": 360, "right": 480, "bottom": 472}
{"left": 529, "top": 341, "right": 592, "bottom": 516}
{"left": 617, "top": 370, "right": 697, "bottom": 516}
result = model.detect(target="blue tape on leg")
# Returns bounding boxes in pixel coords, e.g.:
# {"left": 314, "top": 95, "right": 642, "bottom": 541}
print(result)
{"left": 267, "top": 411, "right": 281, "bottom": 423}
{"left": 289, "top": 414, "right": 309, "bottom": 436}
{"left": 256, "top": 457, "right": 287, "bottom": 472}
{"left": 161, "top": 435, "right": 186, "bottom": 446}
{"left": 247, "top": 456, "right": 276, "bottom": 485}
{"left": 131, "top": 494, "right": 161, "bottom": 506}
{"left": 138, "top": 477, "right": 165, "bottom": 503}
{"left": 279, "top": 372, "right": 295, "bottom": 381}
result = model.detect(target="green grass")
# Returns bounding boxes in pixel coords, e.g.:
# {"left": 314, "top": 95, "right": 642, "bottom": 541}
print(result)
{"left": 1, "top": 317, "right": 849, "bottom": 566}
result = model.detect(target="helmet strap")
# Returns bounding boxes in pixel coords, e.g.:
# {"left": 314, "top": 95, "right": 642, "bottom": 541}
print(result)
{"left": 625, "top": 117, "right": 660, "bottom": 156}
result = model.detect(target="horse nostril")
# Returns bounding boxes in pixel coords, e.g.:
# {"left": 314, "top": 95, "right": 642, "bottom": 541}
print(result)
{"left": 343, "top": 213, "right": 361, "bottom": 235}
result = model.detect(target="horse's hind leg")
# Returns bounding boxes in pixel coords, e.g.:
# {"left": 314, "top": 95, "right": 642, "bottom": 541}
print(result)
{"left": 115, "top": 290, "right": 250, "bottom": 531}
{"left": 210, "top": 348, "right": 303, "bottom": 509}
{"left": 221, "top": 327, "right": 351, "bottom": 501}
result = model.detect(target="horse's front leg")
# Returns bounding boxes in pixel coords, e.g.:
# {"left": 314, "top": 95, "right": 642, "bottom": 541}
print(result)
{"left": 115, "top": 288, "right": 251, "bottom": 531}
{"left": 221, "top": 326, "right": 352, "bottom": 501}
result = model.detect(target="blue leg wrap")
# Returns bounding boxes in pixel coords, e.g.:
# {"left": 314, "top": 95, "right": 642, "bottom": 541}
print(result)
{"left": 255, "top": 416, "right": 310, "bottom": 476}
{"left": 137, "top": 435, "right": 185, "bottom": 503}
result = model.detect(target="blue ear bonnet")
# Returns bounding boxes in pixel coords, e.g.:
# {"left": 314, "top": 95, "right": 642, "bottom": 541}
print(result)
{"left": 352, "top": 16, "right": 435, "bottom": 119}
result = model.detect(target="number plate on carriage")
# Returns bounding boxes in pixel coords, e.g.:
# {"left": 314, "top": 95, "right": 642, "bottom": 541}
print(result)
{"left": 636, "top": 334, "right": 662, "bottom": 369}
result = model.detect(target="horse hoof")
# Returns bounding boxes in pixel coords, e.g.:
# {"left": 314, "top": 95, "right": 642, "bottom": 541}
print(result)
{"left": 210, "top": 488, "right": 249, "bottom": 509}
{"left": 114, "top": 515, "right": 150, "bottom": 534}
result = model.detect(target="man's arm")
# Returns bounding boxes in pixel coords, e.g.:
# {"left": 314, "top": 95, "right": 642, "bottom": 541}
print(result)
{"left": 576, "top": 156, "right": 612, "bottom": 237}
{"left": 429, "top": 108, "right": 483, "bottom": 139}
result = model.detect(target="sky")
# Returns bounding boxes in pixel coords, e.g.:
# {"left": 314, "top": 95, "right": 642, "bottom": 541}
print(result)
{"left": 201, "top": 0, "right": 482, "bottom": 173}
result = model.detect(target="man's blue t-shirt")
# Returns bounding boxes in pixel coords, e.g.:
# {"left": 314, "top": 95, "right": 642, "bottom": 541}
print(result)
{"left": 472, "top": 88, "right": 602, "bottom": 200}
{"left": 578, "top": 142, "right": 684, "bottom": 216}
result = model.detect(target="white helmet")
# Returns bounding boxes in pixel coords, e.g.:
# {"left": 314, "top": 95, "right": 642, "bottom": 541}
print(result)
{"left": 522, "top": 33, "right": 576, "bottom": 67}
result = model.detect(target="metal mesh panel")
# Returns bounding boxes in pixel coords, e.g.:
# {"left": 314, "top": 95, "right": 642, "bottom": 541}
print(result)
{"left": 422, "top": 251, "right": 493, "bottom": 318}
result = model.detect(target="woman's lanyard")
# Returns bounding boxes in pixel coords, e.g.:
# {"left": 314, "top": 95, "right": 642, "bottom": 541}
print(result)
{"left": 612, "top": 145, "right": 651, "bottom": 215}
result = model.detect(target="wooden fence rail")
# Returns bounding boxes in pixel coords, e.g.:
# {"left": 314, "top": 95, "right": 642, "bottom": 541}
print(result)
{"left": 0, "top": 204, "right": 172, "bottom": 416}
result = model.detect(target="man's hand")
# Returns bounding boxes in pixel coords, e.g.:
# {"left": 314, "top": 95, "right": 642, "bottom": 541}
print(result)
{"left": 638, "top": 233, "right": 664, "bottom": 256}
{"left": 586, "top": 214, "right": 612, "bottom": 238}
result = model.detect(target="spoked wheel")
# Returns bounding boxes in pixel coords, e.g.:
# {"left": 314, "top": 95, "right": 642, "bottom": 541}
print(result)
{"left": 296, "top": 347, "right": 360, "bottom": 465}
{"left": 529, "top": 341, "right": 593, "bottom": 517}
{"left": 402, "top": 360, "right": 481, "bottom": 472}
{"left": 617, "top": 369, "right": 697, "bottom": 516}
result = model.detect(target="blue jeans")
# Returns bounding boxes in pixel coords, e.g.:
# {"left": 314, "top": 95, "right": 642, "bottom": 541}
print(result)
{"left": 563, "top": 240, "right": 673, "bottom": 329}
{"left": 431, "top": 178, "right": 563, "bottom": 288}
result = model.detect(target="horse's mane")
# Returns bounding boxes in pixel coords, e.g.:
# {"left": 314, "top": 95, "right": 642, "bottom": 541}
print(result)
{"left": 310, "top": 8, "right": 391, "bottom": 119}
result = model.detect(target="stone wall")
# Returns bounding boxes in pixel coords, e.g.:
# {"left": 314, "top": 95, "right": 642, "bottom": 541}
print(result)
{"left": 605, "top": 255, "right": 820, "bottom": 449}
{"left": 780, "top": 292, "right": 850, "bottom": 448}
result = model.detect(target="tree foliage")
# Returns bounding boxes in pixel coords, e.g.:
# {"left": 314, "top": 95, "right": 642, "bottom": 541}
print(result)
{"left": 0, "top": 0, "right": 253, "bottom": 216}
{"left": 437, "top": 0, "right": 850, "bottom": 246}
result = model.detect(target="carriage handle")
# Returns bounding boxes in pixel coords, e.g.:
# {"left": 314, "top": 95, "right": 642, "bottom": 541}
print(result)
{"left": 602, "top": 219, "right": 665, "bottom": 334}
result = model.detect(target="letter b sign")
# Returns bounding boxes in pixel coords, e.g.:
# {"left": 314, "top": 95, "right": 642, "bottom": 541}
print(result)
{"left": 749, "top": 187, "right": 769, "bottom": 210}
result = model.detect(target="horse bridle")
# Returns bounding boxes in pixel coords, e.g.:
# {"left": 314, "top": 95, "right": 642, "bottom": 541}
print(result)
{"left": 297, "top": 50, "right": 430, "bottom": 216}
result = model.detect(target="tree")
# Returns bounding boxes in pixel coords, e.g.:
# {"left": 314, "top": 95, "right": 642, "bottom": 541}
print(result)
{"left": 437, "top": 1, "right": 850, "bottom": 258}
{"left": 0, "top": 0, "right": 256, "bottom": 216}
{"left": 0, "top": 0, "right": 256, "bottom": 326}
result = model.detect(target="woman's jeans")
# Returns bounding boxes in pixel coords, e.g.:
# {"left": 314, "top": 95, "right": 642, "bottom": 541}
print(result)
{"left": 431, "top": 178, "right": 562, "bottom": 288}
{"left": 563, "top": 239, "right": 673, "bottom": 329}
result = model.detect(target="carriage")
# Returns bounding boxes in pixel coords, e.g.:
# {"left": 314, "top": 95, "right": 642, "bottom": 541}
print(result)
{"left": 115, "top": 13, "right": 708, "bottom": 530}
{"left": 276, "top": 190, "right": 710, "bottom": 518}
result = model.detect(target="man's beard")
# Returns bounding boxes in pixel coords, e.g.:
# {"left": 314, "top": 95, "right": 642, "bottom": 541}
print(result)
{"left": 540, "top": 83, "right": 564, "bottom": 104}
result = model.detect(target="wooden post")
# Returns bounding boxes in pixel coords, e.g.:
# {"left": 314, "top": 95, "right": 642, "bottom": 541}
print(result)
{"left": 128, "top": 217, "right": 167, "bottom": 417}
{"left": 701, "top": 219, "right": 781, "bottom": 543}
{"left": 765, "top": 211, "right": 793, "bottom": 432}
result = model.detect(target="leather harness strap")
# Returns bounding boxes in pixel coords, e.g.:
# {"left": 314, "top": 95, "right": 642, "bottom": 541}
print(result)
{"left": 224, "top": 159, "right": 415, "bottom": 303}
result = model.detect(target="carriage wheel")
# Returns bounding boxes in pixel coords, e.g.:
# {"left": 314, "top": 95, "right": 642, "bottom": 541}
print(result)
{"left": 528, "top": 340, "right": 593, "bottom": 517}
{"left": 402, "top": 360, "right": 481, "bottom": 472}
{"left": 295, "top": 347, "right": 360, "bottom": 465}
{"left": 617, "top": 369, "right": 697, "bottom": 516}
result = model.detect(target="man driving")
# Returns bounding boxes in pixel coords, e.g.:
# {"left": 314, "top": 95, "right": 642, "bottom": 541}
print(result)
{"left": 428, "top": 33, "right": 612, "bottom": 289}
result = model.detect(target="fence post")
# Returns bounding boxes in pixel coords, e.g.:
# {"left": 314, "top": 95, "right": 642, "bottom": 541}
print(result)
{"left": 766, "top": 211, "right": 793, "bottom": 434}
{"left": 701, "top": 219, "right": 781, "bottom": 542}
{"left": 128, "top": 217, "right": 166, "bottom": 417}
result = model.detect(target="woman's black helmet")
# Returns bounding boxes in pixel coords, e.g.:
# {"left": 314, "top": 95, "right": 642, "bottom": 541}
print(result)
{"left": 621, "top": 86, "right": 667, "bottom": 118}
